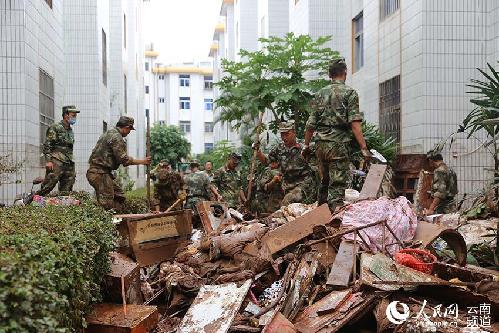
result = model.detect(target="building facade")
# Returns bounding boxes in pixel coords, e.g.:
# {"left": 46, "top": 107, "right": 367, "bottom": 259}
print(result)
{"left": 144, "top": 51, "right": 215, "bottom": 155}
{"left": 0, "top": 0, "right": 146, "bottom": 204}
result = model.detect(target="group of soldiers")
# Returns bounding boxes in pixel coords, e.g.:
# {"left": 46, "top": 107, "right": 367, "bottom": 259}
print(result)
{"left": 38, "top": 57, "right": 458, "bottom": 216}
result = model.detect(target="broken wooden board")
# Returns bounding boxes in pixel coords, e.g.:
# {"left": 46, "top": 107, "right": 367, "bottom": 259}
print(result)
{"left": 326, "top": 240, "right": 356, "bottom": 287}
{"left": 262, "top": 312, "right": 297, "bottom": 333}
{"left": 360, "top": 253, "right": 444, "bottom": 291}
{"left": 196, "top": 201, "right": 229, "bottom": 233}
{"left": 293, "top": 289, "right": 377, "bottom": 333}
{"left": 414, "top": 221, "right": 467, "bottom": 266}
{"left": 85, "top": 303, "right": 158, "bottom": 333}
{"left": 120, "top": 210, "right": 192, "bottom": 267}
{"left": 414, "top": 169, "right": 434, "bottom": 214}
{"left": 244, "top": 204, "right": 331, "bottom": 257}
{"left": 433, "top": 262, "right": 499, "bottom": 283}
{"left": 311, "top": 241, "right": 337, "bottom": 268}
{"left": 359, "top": 164, "right": 388, "bottom": 200}
{"left": 177, "top": 280, "right": 252, "bottom": 333}
{"left": 104, "top": 252, "right": 142, "bottom": 304}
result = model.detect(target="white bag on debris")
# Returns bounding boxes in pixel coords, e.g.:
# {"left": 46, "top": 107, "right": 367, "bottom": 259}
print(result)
{"left": 342, "top": 196, "right": 417, "bottom": 255}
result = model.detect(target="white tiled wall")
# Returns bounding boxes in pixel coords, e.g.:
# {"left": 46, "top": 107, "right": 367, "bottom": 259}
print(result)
{"left": 0, "top": 0, "right": 64, "bottom": 204}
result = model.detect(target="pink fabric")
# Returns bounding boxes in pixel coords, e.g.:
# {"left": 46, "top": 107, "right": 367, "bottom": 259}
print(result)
{"left": 342, "top": 197, "right": 417, "bottom": 255}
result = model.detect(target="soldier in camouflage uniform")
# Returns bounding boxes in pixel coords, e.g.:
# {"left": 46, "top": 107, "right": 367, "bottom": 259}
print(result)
{"left": 37, "top": 105, "right": 80, "bottom": 196}
{"left": 86, "top": 116, "right": 151, "bottom": 211}
{"left": 183, "top": 160, "right": 220, "bottom": 218}
{"left": 426, "top": 151, "right": 458, "bottom": 214}
{"left": 303, "top": 58, "right": 371, "bottom": 211}
{"left": 254, "top": 158, "right": 284, "bottom": 214}
{"left": 203, "top": 161, "right": 214, "bottom": 182}
{"left": 213, "top": 153, "right": 246, "bottom": 209}
{"left": 255, "top": 121, "right": 317, "bottom": 205}
{"left": 151, "top": 160, "right": 183, "bottom": 212}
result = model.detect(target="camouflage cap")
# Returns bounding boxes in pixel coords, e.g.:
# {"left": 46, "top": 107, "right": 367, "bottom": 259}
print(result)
{"left": 426, "top": 150, "right": 443, "bottom": 161}
{"left": 328, "top": 57, "right": 347, "bottom": 72}
{"left": 116, "top": 116, "right": 135, "bottom": 130}
{"left": 278, "top": 121, "right": 295, "bottom": 133}
{"left": 229, "top": 152, "right": 242, "bottom": 161}
{"left": 189, "top": 159, "right": 200, "bottom": 166}
{"left": 62, "top": 105, "right": 80, "bottom": 114}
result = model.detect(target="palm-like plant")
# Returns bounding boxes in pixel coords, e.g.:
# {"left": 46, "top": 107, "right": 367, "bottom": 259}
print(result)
{"left": 462, "top": 62, "right": 499, "bottom": 183}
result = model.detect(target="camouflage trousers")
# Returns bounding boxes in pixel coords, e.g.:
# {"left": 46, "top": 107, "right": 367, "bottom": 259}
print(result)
{"left": 37, "top": 158, "right": 76, "bottom": 196}
{"left": 254, "top": 191, "right": 283, "bottom": 214}
{"left": 316, "top": 141, "right": 351, "bottom": 211}
{"left": 282, "top": 176, "right": 317, "bottom": 206}
{"left": 435, "top": 198, "right": 456, "bottom": 214}
{"left": 86, "top": 169, "right": 125, "bottom": 212}
{"left": 153, "top": 187, "right": 178, "bottom": 212}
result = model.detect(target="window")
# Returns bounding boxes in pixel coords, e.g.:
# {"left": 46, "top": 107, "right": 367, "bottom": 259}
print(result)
{"left": 103, "top": 121, "right": 108, "bottom": 133}
{"left": 145, "top": 109, "right": 149, "bottom": 118}
{"left": 145, "top": 85, "right": 149, "bottom": 94}
{"left": 179, "top": 74, "right": 190, "bottom": 87}
{"left": 179, "top": 97, "right": 190, "bottom": 109}
{"left": 380, "top": 0, "right": 400, "bottom": 21}
{"left": 204, "top": 75, "right": 213, "bottom": 89}
{"left": 44, "top": 0, "right": 52, "bottom": 8}
{"left": 179, "top": 121, "right": 191, "bottom": 133}
{"left": 145, "top": 62, "right": 149, "bottom": 71}
{"left": 39, "top": 69, "right": 54, "bottom": 163}
{"left": 124, "top": 74, "right": 127, "bottom": 114}
{"left": 159, "top": 74, "right": 165, "bottom": 80}
{"left": 204, "top": 122, "right": 214, "bottom": 133}
{"left": 159, "top": 97, "right": 165, "bottom": 103}
{"left": 123, "top": 14, "right": 127, "bottom": 49}
{"left": 204, "top": 143, "right": 214, "bottom": 153}
{"left": 102, "top": 29, "right": 107, "bottom": 86}
{"left": 352, "top": 12, "right": 364, "bottom": 72}
{"left": 204, "top": 98, "right": 213, "bottom": 111}
{"left": 158, "top": 120, "right": 166, "bottom": 126}
{"left": 379, "top": 75, "right": 401, "bottom": 146}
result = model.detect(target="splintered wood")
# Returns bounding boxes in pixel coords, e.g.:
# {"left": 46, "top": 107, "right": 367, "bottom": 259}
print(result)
{"left": 359, "top": 164, "right": 387, "bottom": 200}
{"left": 326, "top": 240, "right": 356, "bottom": 287}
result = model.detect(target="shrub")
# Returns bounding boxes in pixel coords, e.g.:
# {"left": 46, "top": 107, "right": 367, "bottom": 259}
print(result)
{"left": 0, "top": 197, "right": 116, "bottom": 332}
{"left": 123, "top": 187, "right": 150, "bottom": 214}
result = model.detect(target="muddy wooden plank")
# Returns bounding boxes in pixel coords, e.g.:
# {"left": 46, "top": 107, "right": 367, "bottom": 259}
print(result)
{"left": 359, "top": 164, "right": 387, "bottom": 200}
{"left": 177, "top": 280, "right": 252, "bottom": 333}
{"left": 104, "top": 252, "right": 142, "bottom": 304}
{"left": 85, "top": 304, "right": 158, "bottom": 333}
{"left": 245, "top": 204, "right": 331, "bottom": 257}
{"left": 326, "top": 240, "right": 355, "bottom": 287}
{"left": 262, "top": 312, "right": 297, "bottom": 333}
{"left": 196, "top": 201, "right": 229, "bottom": 233}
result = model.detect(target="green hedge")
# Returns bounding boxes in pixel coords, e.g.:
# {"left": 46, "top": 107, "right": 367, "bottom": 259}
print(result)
{"left": 0, "top": 195, "right": 116, "bottom": 332}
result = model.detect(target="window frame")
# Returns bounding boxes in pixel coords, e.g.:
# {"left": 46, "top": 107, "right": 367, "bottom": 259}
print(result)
{"left": 159, "top": 97, "right": 165, "bottom": 103}
{"left": 102, "top": 29, "right": 107, "bottom": 86}
{"left": 179, "top": 74, "right": 190, "bottom": 87}
{"left": 204, "top": 122, "right": 214, "bottom": 133}
{"left": 204, "top": 98, "right": 213, "bottom": 111}
{"left": 379, "top": 75, "right": 401, "bottom": 146}
{"left": 179, "top": 121, "right": 191, "bottom": 133}
{"left": 204, "top": 142, "right": 214, "bottom": 153}
{"left": 145, "top": 62, "right": 149, "bottom": 71}
{"left": 204, "top": 75, "right": 213, "bottom": 89}
{"left": 145, "top": 85, "right": 149, "bottom": 94}
{"left": 352, "top": 11, "right": 364, "bottom": 73}
{"left": 380, "top": 0, "right": 400, "bottom": 21}
{"left": 39, "top": 68, "right": 55, "bottom": 164}
{"left": 179, "top": 97, "right": 191, "bottom": 110}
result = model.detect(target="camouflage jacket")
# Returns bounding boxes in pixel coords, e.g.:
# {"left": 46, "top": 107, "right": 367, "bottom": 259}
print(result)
{"left": 183, "top": 171, "right": 211, "bottom": 199}
{"left": 88, "top": 127, "right": 133, "bottom": 172}
{"left": 43, "top": 121, "right": 75, "bottom": 163}
{"left": 268, "top": 141, "right": 315, "bottom": 193}
{"left": 154, "top": 169, "right": 183, "bottom": 199}
{"left": 431, "top": 163, "right": 458, "bottom": 200}
{"left": 255, "top": 167, "right": 284, "bottom": 213}
{"left": 306, "top": 80, "right": 363, "bottom": 143}
{"left": 203, "top": 170, "right": 214, "bottom": 182}
{"left": 213, "top": 166, "right": 242, "bottom": 208}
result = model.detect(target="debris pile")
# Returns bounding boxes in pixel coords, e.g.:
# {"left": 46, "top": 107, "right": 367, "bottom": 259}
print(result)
{"left": 88, "top": 197, "right": 498, "bottom": 333}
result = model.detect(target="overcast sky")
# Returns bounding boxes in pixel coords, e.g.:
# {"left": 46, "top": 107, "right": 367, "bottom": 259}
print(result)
{"left": 143, "top": 0, "right": 222, "bottom": 64}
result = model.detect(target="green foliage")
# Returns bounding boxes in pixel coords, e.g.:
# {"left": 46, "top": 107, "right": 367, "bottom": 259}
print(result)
{"left": 350, "top": 122, "right": 397, "bottom": 165}
{"left": 150, "top": 125, "right": 190, "bottom": 167}
{"left": 216, "top": 33, "right": 338, "bottom": 138}
{"left": 196, "top": 140, "right": 237, "bottom": 170}
{"left": 115, "top": 166, "right": 135, "bottom": 192}
{"left": 462, "top": 62, "right": 499, "bottom": 182}
{"left": 123, "top": 187, "right": 149, "bottom": 214}
{"left": 0, "top": 197, "right": 116, "bottom": 332}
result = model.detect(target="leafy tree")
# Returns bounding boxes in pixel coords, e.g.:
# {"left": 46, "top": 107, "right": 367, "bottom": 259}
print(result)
{"left": 216, "top": 33, "right": 338, "bottom": 138}
{"left": 196, "top": 140, "right": 236, "bottom": 170}
{"left": 150, "top": 124, "right": 190, "bottom": 167}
